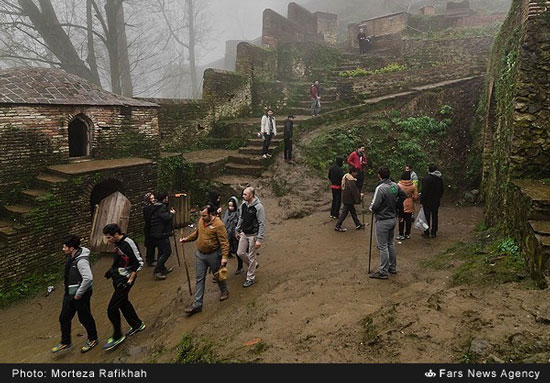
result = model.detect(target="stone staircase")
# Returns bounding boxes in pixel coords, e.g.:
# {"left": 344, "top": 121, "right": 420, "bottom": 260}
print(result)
{"left": 0, "top": 170, "right": 68, "bottom": 246}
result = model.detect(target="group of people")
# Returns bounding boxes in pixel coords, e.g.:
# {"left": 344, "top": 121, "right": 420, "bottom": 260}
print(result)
{"left": 328, "top": 145, "right": 444, "bottom": 279}
{"left": 53, "top": 186, "right": 268, "bottom": 354}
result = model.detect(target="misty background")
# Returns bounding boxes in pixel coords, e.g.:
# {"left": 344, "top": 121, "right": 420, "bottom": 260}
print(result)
{"left": 0, "top": 0, "right": 511, "bottom": 98}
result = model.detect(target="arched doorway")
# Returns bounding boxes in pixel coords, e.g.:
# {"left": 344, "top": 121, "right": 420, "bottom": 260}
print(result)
{"left": 68, "top": 114, "right": 92, "bottom": 157}
{"left": 89, "top": 180, "right": 131, "bottom": 252}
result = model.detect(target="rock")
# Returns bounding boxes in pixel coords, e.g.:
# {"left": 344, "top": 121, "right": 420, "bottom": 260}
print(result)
{"left": 469, "top": 338, "right": 492, "bottom": 358}
{"left": 463, "top": 191, "right": 476, "bottom": 204}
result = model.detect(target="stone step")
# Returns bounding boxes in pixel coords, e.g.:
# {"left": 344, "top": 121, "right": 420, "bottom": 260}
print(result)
{"left": 35, "top": 173, "right": 68, "bottom": 189}
{"left": 20, "top": 189, "right": 49, "bottom": 205}
{"left": 530, "top": 220, "right": 550, "bottom": 236}
{"left": 3, "top": 204, "right": 33, "bottom": 221}
{"left": 247, "top": 138, "right": 283, "bottom": 147}
{"left": 238, "top": 146, "right": 276, "bottom": 156}
{"left": 228, "top": 154, "right": 269, "bottom": 166}
{"left": 0, "top": 218, "right": 17, "bottom": 241}
{"left": 224, "top": 163, "right": 264, "bottom": 177}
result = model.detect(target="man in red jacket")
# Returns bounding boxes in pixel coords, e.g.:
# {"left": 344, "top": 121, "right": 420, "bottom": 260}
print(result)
{"left": 347, "top": 144, "right": 368, "bottom": 191}
{"left": 310, "top": 80, "right": 320, "bottom": 117}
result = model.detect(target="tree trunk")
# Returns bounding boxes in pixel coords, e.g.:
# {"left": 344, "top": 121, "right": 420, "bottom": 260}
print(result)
{"left": 186, "top": 0, "right": 198, "bottom": 98}
{"left": 104, "top": 0, "right": 133, "bottom": 96}
{"left": 86, "top": 0, "right": 101, "bottom": 85}
{"left": 104, "top": 0, "right": 121, "bottom": 94}
{"left": 17, "top": 0, "right": 99, "bottom": 85}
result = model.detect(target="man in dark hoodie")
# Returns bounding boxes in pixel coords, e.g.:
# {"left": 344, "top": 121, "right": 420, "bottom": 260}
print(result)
{"left": 150, "top": 192, "right": 176, "bottom": 280}
{"left": 142, "top": 192, "right": 157, "bottom": 267}
{"left": 335, "top": 166, "right": 364, "bottom": 231}
{"left": 369, "top": 166, "right": 408, "bottom": 279}
{"left": 102, "top": 224, "right": 145, "bottom": 351}
{"left": 283, "top": 115, "right": 295, "bottom": 163}
{"left": 328, "top": 156, "right": 345, "bottom": 219}
{"left": 420, "top": 164, "right": 444, "bottom": 238}
{"left": 51, "top": 235, "right": 98, "bottom": 354}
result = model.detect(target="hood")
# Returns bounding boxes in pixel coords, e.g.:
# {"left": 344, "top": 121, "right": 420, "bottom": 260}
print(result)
{"left": 73, "top": 247, "right": 90, "bottom": 261}
{"left": 228, "top": 196, "right": 239, "bottom": 207}
{"left": 429, "top": 171, "right": 442, "bottom": 178}
{"left": 399, "top": 180, "right": 413, "bottom": 187}
{"left": 245, "top": 196, "right": 261, "bottom": 207}
{"left": 335, "top": 156, "right": 344, "bottom": 167}
{"left": 226, "top": 196, "right": 239, "bottom": 215}
{"left": 207, "top": 190, "right": 220, "bottom": 203}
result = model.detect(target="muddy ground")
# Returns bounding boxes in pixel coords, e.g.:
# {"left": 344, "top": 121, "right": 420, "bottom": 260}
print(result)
{"left": 0, "top": 151, "right": 549, "bottom": 364}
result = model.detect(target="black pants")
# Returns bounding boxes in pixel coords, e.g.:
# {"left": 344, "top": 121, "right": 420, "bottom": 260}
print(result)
{"left": 59, "top": 289, "right": 97, "bottom": 345}
{"left": 330, "top": 188, "right": 341, "bottom": 218}
{"left": 423, "top": 206, "right": 439, "bottom": 235}
{"left": 336, "top": 204, "right": 361, "bottom": 228}
{"left": 284, "top": 139, "right": 292, "bottom": 160}
{"left": 398, "top": 212, "right": 412, "bottom": 236}
{"left": 107, "top": 283, "right": 142, "bottom": 340}
{"left": 356, "top": 171, "right": 365, "bottom": 192}
{"left": 262, "top": 134, "right": 272, "bottom": 155}
{"left": 359, "top": 41, "right": 367, "bottom": 54}
{"left": 154, "top": 237, "right": 172, "bottom": 273}
{"left": 144, "top": 236, "right": 156, "bottom": 265}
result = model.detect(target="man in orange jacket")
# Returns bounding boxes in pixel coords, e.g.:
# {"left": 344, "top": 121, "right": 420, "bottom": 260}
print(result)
{"left": 347, "top": 144, "right": 368, "bottom": 191}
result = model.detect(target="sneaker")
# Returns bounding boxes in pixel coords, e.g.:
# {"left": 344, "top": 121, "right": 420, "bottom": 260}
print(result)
{"left": 81, "top": 339, "right": 98, "bottom": 353}
{"left": 125, "top": 322, "right": 146, "bottom": 337}
{"left": 369, "top": 271, "right": 389, "bottom": 280}
{"left": 219, "top": 290, "right": 229, "bottom": 301}
{"left": 154, "top": 272, "right": 166, "bottom": 280}
{"left": 396, "top": 235, "right": 405, "bottom": 240}
{"left": 404, "top": 235, "right": 410, "bottom": 239}
{"left": 102, "top": 336, "right": 126, "bottom": 351}
{"left": 330, "top": 215, "right": 338, "bottom": 219}
{"left": 51, "top": 343, "right": 72, "bottom": 353}
{"left": 389, "top": 269, "right": 397, "bottom": 275}
{"left": 146, "top": 261, "right": 157, "bottom": 267}
{"left": 185, "top": 306, "right": 202, "bottom": 316}
{"left": 334, "top": 227, "right": 347, "bottom": 232}
{"left": 266, "top": 153, "right": 272, "bottom": 157}
{"left": 356, "top": 224, "right": 365, "bottom": 230}
{"left": 235, "top": 268, "right": 243, "bottom": 275}
{"left": 262, "top": 154, "right": 268, "bottom": 159}
{"left": 430, "top": 233, "right": 437, "bottom": 238}
{"left": 243, "top": 279, "right": 255, "bottom": 288}
{"left": 162, "top": 267, "right": 173, "bottom": 275}
{"left": 422, "top": 231, "right": 430, "bottom": 238}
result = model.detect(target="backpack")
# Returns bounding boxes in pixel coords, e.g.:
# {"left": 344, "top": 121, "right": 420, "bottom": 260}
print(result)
{"left": 391, "top": 183, "right": 406, "bottom": 216}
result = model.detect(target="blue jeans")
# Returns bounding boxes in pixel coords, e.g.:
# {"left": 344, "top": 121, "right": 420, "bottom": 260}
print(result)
{"left": 311, "top": 98, "right": 320, "bottom": 116}
{"left": 375, "top": 218, "right": 397, "bottom": 275}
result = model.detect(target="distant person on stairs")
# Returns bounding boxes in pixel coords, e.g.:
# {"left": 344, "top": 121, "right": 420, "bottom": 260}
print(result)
{"left": 283, "top": 115, "right": 295, "bottom": 163}
{"left": 328, "top": 156, "right": 345, "bottom": 219}
{"left": 260, "top": 109, "right": 277, "bottom": 159}
{"left": 357, "top": 28, "right": 367, "bottom": 54}
{"left": 310, "top": 80, "right": 321, "bottom": 117}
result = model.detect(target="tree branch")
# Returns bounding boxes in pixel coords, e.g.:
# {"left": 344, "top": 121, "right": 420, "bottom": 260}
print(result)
{"left": 0, "top": 53, "right": 60, "bottom": 65}
{"left": 156, "top": 0, "right": 189, "bottom": 48}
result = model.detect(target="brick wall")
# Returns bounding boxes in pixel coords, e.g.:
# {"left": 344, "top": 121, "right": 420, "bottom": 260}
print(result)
{"left": 202, "top": 69, "right": 252, "bottom": 121}
{"left": 288, "top": 2, "right": 316, "bottom": 34}
{"left": 0, "top": 162, "right": 156, "bottom": 289}
{"left": 0, "top": 104, "right": 159, "bottom": 205}
{"left": 262, "top": 8, "right": 304, "bottom": 48}
{"left": 315, "top": 12, "right": 338, "bottom": 44}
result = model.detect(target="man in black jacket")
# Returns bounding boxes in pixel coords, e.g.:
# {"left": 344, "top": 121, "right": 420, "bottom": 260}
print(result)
{"left": 420, "top": 164, "right": 444, "bottom": 238}
{"left": 51, "top": 235, "right": 98, "bottom": 354}
{"left": 283, "top": 115, "right": 295, "bottom": 163}
{"left": 143, "top": 192, "right": 157, "bottom": 267}
{"left": 328, "top": 156, "right": 344, "bottom": 219}
{"left": 150, "top": 192, "right": 176, "bottom": 280}
{"left": 102, "top": 224, "right": 145, "bottom": 351}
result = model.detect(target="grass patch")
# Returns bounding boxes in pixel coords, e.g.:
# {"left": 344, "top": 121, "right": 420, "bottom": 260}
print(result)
{"left": 0, "top": 268, "right": 63, "bottom": 309}
{"left": 174, "top": 334, "right": 221, "bottom": 364}
{"left": 338, "top": 63, "right": 407, "bottom": 78}
{"left": 422, "top": 229, "right": 531, "bottom": 287}
{"left": 249, "top": 341, "right": 270, "bottom": 355}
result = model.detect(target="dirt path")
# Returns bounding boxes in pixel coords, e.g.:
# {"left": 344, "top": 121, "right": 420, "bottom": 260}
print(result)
{"left": 1, "top": 164, "right": 549, "bottom": 363}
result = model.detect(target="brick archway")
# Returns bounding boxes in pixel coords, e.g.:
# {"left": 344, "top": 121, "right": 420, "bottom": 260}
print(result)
{"left": 68, "top": 113, "right": 92, "bottom": 157}
{"left": 89, "top": 179, "right": 126, "bottom": 218}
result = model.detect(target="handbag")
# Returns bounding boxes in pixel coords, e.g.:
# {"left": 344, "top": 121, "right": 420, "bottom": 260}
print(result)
{"left": 414, "top": 208, "right": 429, "bottom": 230}
{"left": 68, "top": 283, "right": 80, "bottom": 296}
{"left": 214, "top": 266, "right": 228, "bottom": 281}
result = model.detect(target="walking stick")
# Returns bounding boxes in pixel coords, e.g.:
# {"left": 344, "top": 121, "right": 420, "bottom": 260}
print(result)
{"left": 368, "top": 212, "right": 374, "bottom": 273}
{"left": 362, "top": 199, "right": 366, "bottom": 230}
{"left": 172, "top": 233, "right": 181, "bottom": 267}
{"left": 179, "top": 229, "right": 193, "bottom": 296}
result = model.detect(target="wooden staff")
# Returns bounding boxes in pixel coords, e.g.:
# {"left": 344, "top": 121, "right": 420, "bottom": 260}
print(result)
{"left": 179, "top": 229, "right": 193, "bottom": 296}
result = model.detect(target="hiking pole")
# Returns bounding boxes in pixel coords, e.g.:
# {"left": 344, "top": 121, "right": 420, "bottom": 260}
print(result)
{"left": 173, "top": 232, "right": 181, "bottom": 267}
{"left": 368, "top": 212, "right": 374, "bottom": 273}
{"left": 362, "top": 199, "right": 366, "bottom": 230}
{"left": 179, "top": 229, "right": 193, "bottom": 296}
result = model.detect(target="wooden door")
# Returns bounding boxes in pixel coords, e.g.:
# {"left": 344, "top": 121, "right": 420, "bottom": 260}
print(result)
{"left": 89, "top": 191, "right": 131, "bottom": 252}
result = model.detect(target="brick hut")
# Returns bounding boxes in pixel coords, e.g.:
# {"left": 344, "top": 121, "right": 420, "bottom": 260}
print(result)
{"left": 0, "top": 67, "right": 160, "bottom": 287}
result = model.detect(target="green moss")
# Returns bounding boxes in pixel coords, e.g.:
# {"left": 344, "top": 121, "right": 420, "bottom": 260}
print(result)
{"left": 338, "top": 63, "right": 407, "bottom": 78}
{"left": 0, "top": 267, "right": 63, "bottom": 308}
{"left": 174, "top": 334, "right": 221, "bottom": 364}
